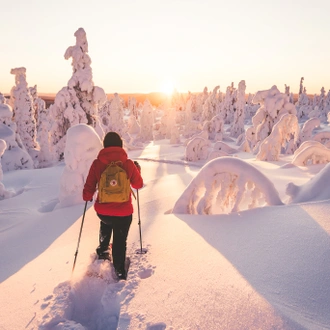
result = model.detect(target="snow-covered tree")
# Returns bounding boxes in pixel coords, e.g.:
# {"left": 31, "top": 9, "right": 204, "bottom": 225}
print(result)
{"left": 202, "top": 115, "right": 224, "bottom": 141}
{"left": 37, "top": 106, "right": 52, "bottom": 166}
{"left": 29, "top": 85, "right": 45, "bottom": 129}
{"left": 0, "top": 100, "right": 14, "bottom": 129}
{"left": 127, "top": 114, "right": 140, "bottom": 135}
{"left": 154, "top": 110, "right": 168, "bottom": 140}
{"left": 49, "top": 28, "right": 106, "bottom": 160}
{"left": 291, "top": 141, "right": 330, "bottom": 166}
{"left": 172, "top": 157, "right": 283, "bottom": 215}
{"left": 0, "top": 93, "right": 8, "bottom": 105}
{"left": 325, "top": 90, "right": 330, "bottom": 118}
{"left": 202, "top": 86, "right": 220, "bottom": 122}
{"left": 308, "top": 105, "right": 321, "bottom": 119}
{"left": 185, "top": 137, "right": 210, "bottom": 161}
{"left": 10, "top": 67, "right": 39, "bottom": 164}
{"left": 99, "top": 93, "right": 126, "bottom": 136}
{"left": 221, "top": 83, "right": 236, "bottom": 124}
{"left": 0, "top": 139, "right": 13, "bottom": 199}
{"left": 256, "top": 114, "right": 299, "bottom": 161}
{"left": 284, "top": 84, "right": 294, "bottom": 104}
{"left": 0, "top": 139, "right": 5, "bottom": 180}
{"left": 183, "top": 93, "right": 199, "bottom": 138}
{"left": 230, "top": 80, "right": 246, "bottom": 138}
{"left": 170, "top": 122, "right": 180, "bottom": 144}
{"left": 166, "top": 107, "right": 180, "bottom": 143}
{"left": 56, "top": 124, "right": 102, "bottom": 208}
{"left": 207, "top": 149, "right": 229, "bottom": 160}
{"left": 298, "top": 118, "right": 320, "bottom": 144}
{"left": 213, "top": 141, "right": 237, "bottom": 154}
{"left": 247, "top": 85, "right": 297, "bottom": 153}
{"left": 109, "top": 93, "right": 125, "bottom": 134}
{"left": 312, "top": 131, "right": 330, "bottom": 147}
{"left": 299, "top": 77, "right": 304, "bottom": 96}
{"left": 29, "top": 85, "right": 51, "bottom": 166}
{"left": 193, "top": 87, "right": 209, "bottom": 120}
{"left": 128, "top": 96, "right": 138, "bottom": 119}
{"left": 0, "top": 123, "right": 34, "bottom": 171}
{"left": 169, "top": 89, "right": 186, "bottom": 114}
{"left": 139, "top": 99, "right": 154, "bottom": 141}
{"left": 296, "top": 85, "right": 311, "bottom": 120}
{"left": 245, "top": 93, "right": 259, "bottom": 124}
{"left": 0, "top": 99, "right": 34, "bottom": 171}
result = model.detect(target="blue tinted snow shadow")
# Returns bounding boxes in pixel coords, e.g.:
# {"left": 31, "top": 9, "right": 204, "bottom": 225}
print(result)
{"left": 176, "top": 202, "right": 330, "bottom": 329}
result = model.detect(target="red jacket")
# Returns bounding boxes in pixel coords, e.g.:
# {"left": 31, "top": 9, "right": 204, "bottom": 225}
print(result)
{"left": 83, "top": 146, "right": 143, "bottom": 216}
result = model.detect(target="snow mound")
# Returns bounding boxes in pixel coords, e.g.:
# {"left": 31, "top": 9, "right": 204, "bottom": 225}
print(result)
{"left": 172, "top": 157, "right": 283, "bottom": 214}
{"left": 286, "top": 162, "right": 330, "bottom": 203}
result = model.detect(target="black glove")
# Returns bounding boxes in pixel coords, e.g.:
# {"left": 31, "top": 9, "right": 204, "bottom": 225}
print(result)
{"left": 134, "top": 161, "right": 141, "bottom": 172}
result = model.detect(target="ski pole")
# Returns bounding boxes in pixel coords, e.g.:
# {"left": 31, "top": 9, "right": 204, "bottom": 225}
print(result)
{"left": 136, "top": 189, "right": 147, "bottom": 254}
{"left": 72, "top": 200, "right": 88, "bottom": 273}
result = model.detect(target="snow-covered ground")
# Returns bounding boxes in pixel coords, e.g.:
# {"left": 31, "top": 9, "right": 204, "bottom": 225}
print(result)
{"left": 0, "top": 140, "right": 330, "bottom": 330}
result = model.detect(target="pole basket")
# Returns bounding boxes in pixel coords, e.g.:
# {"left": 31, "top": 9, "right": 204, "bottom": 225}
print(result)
{"left": 136, "top": 247, "right": 148, "bottom": 254}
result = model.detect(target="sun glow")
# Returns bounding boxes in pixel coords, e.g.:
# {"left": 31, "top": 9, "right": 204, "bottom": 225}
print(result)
{"left": 161, "top": 79, "right": 175, "bottom": 96}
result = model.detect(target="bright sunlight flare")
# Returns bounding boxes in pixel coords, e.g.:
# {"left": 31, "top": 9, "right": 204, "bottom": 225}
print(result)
{"left": 161, "top": 79, "right": 175, "bottom": 95}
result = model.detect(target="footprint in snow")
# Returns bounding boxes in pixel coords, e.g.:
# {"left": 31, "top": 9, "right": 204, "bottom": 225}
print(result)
{"left": 146, "top": 322, "right": 167, "bottom": 330}
{"left": 138, "top": 267, "right": 154, "bottom": 279}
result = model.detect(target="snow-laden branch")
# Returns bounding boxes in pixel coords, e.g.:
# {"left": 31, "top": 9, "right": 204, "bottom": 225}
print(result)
{"left": 172, "top": 157, "right": 283, "bottom": 215}
{"left": 313, "top": 131, "right": 330, "bottom": 146}
{"left": 299, "top": 118, "right": 320, "bottom": 143}
{"left": 292, "top": 141, "right": 330, "bottom": 166}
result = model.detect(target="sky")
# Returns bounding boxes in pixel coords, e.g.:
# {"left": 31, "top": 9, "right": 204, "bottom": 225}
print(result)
{"left": 1, "top": 0, "right": 330, "bottom": 95}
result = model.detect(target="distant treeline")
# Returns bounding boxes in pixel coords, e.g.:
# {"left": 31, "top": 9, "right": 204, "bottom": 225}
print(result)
{"left": 37, "top": 92, "right": 178, "bottom": 108}
{"left": 35, "top": 91, "right": 301, "bottom": 108}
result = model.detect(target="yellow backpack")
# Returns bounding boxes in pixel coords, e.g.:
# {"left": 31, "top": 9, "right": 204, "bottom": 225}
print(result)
{"left": 98, "top": 161, "right": 131, "bottom": 203}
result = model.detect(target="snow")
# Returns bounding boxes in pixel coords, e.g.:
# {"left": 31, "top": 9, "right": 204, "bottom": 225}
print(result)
{"left": 57, "top": 124, "right": 102, "bottom": 209}
{"left": 1, "top": 138, "right": 330, "bottom": 330}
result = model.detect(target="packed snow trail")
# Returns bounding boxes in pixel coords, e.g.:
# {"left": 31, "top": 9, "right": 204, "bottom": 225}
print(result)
{"left": 39, "top": 245, "right": 154, "bottom": 330}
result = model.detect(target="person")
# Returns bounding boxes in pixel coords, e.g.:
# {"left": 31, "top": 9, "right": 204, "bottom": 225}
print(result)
{"left": 83, "top": 131, "right": 143, "bottom": 280}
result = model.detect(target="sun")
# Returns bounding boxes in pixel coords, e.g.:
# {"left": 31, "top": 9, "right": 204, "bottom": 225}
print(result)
{"left": 161, "top": 79, "right": 175, "bottom": 96}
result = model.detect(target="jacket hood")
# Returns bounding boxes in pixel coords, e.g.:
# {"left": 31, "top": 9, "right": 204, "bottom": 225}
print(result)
{"left": 97, "top": 147, "right": 128, "bottom": 165}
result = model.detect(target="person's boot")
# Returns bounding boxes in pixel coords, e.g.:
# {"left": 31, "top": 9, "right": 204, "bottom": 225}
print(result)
{"left": 96, "top": 246, "right": 110, "bottom": 260}
{"left": 115, "top": 267, "right": 127, "bottom": 280}
{"left": 114, "top": 261, "right": 126, "bottom": 280}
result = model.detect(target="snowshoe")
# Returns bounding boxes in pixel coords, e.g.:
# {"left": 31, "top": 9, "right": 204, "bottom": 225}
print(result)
{"left": 97, "top": 251, "right": 111, "bottom": 260}
{"left": 114, "top": 257, "right": 131, "bottom": 281}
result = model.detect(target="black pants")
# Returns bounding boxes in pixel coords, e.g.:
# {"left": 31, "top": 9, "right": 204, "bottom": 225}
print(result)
{"left": 96, "top": 213, "right": 132, "bottom": 272}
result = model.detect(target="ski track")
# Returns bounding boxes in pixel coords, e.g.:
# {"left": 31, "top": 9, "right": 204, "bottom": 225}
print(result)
{"left": 134, "top": 156, "right": 202, "bottom": 168}
{"left": 38, "top": 243, "right": 155, "bottom": 330}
